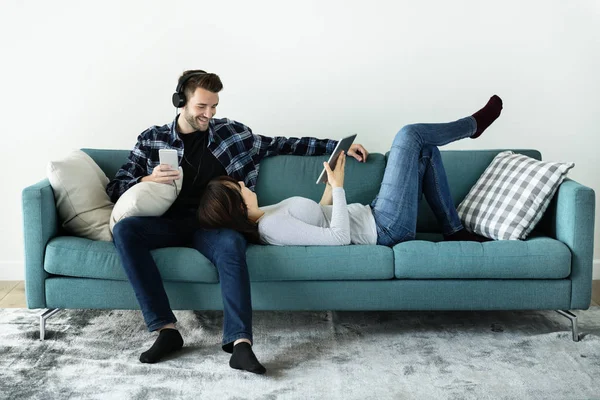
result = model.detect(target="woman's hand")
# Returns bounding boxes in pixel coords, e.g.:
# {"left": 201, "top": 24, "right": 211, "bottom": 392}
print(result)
{"left": 141, "top": 164, "right": 181, "bottom": 184}
{"left": 323, "top": 152, "right": 346, "bottom": 188}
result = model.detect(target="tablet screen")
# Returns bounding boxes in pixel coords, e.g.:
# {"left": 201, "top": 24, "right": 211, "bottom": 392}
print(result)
{"left": 316, "top": 134, "right": 357, "bottom": 184}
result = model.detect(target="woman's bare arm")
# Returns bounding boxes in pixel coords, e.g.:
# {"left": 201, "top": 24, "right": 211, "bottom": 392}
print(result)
{"left": 319, "top": 183, "right": 333, "bottom": 205}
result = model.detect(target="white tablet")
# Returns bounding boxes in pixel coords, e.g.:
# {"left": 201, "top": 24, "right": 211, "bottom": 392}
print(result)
{"left": 316, "top": 134, "right": 357, "bottom": 184}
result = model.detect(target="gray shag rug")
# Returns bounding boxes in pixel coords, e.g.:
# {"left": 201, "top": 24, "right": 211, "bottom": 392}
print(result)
{"left": 1, "top": 307, "right": 600, "bottom": 400}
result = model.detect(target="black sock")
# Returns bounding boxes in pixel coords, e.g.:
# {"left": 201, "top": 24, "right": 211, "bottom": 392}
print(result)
{"left": 471, "top": 95, "right": 503, "bottom": 138}
{"left": 444, "top": 228, "right": 492, "bottom": 242}
{"left": 139, "top": 328, "right": 184, "bottom": 364}
{"left": 229, "top": 342, "right": 266, "bottom": 374}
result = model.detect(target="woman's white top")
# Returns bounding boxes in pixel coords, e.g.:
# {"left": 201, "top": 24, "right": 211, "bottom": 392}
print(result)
{"left": 257, "top": 187, "right": 377, "bottom": 246}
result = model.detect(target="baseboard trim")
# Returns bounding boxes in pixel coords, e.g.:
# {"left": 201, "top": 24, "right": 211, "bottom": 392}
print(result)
{"left": 0, "top": 262, "right": 24, "bottom": 281}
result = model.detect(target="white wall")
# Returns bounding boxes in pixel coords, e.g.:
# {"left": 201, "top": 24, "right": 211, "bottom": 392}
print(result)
{"left": 1, "top": 0, "right": 599, "bottom": 280}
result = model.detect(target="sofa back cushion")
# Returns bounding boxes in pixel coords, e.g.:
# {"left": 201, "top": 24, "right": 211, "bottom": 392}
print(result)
{"left": 82, "top": 149, "right": 130, "bottom": 180}
{"left": 414, "top": 149, "right": 541, "bottom": 232}
{"left": 82, "top": 148, "right": 541, "bottom": 233}
{"left": 255, "top": 153, "right": 387, "bottom": 206}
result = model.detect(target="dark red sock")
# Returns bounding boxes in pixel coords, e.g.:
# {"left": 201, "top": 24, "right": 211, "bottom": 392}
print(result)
{"left": 471, "top": 95, "right": 503, "bottom": 139}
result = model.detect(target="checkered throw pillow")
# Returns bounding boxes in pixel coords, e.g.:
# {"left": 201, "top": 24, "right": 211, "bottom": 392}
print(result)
{"left": 457, "top": 151, "right": 574, "bottom": 240}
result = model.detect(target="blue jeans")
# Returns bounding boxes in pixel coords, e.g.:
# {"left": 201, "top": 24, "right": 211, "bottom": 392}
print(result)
{"left": 112, "top": 206, "right": 252, "bottom": 353}
{"left": 370, "top": 116, "right": 477, "bottom": 246}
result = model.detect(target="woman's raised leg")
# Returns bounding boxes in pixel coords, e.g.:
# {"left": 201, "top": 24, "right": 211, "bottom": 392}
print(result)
{"left": 370, "top": 117, "right": 477, "bottom": 246}
{"left": 370, "top": 95, "right": 502, "bottom": 246}
{"left": 419, "top": 145, "right": 463, "bottom": 236}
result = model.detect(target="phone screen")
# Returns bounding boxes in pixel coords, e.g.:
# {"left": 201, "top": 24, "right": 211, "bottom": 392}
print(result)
{"left": 158, "top": 149, "right": 179, "bottom": 171}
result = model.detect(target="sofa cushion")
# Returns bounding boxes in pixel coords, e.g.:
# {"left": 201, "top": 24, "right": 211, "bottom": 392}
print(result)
{"left": 394, "top": 233, "right": 571, "bottom": 279}
{"left": 44, "top": 237, "right": 219, "bottom": 283}
{"left": 45, "top": 237, "right": 394, "bottom": 283}
{"left": 246, "top": 244, "right": 394, "bottom": 281}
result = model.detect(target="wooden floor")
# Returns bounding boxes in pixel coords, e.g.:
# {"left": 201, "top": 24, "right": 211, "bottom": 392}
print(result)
{"left": 1, "top": 280, "right": 600, "bottom": 308}
{"left": 0, "top": 281, "right": 26, "bottom": 308}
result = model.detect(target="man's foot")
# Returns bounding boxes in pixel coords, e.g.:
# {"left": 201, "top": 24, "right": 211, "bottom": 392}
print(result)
{"left": 471, "top": 95, "right": 503, "bottom": 139}
{"left": 229, "top": 342, "right": 266, "bottom": 374}
{"left": 139, "top": 328, "right": 184, "bottom": 364}
{"left": 444, "top": 228, "right": 492, "bottom": 242}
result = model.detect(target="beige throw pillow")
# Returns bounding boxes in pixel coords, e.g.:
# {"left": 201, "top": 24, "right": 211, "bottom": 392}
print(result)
{"left": 47, "top": 150, "right": 114, "bottom": 241}
{"left": 109, "top": 168, "right": 183, "bottom": 233}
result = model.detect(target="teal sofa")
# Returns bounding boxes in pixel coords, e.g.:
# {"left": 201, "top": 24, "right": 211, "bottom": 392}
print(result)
{"left": 22, "top": 149, "right": 596, "bottom": 341}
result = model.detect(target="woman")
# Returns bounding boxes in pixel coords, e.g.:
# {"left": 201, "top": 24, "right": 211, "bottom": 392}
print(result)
{"left": 196, "top": 96, "right": 502, "bottom": 246}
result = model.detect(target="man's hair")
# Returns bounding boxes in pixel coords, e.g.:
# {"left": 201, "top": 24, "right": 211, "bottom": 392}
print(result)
{"left": 196, "top": 176, "right": 262, "bottom": 245}
{"left": 179, "top": 69, "right": 223, "bottom": 101}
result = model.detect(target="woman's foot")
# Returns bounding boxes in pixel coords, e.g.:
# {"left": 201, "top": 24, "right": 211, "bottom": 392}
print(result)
{"left": 471, "top": 95, "right": 503, "bottom": 138}
{"left": 444, "top": 228, "right": 492, "bottom": 242}
{"left": 139, "top": 328, "right": 184, "bottom": 363}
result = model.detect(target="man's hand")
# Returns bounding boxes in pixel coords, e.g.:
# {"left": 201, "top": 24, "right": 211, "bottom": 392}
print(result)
{"left": 323, "top": 152, "right": 346, "bottom": 188}
{"left": 141, "top": 164, "right": 181, "bottom": 184}
{"left": 348, "top": 144, "right": 369, "bottom": 162}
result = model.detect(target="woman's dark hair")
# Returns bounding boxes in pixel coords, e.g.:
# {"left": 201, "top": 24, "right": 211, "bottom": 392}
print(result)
{"left": 197, "top": 176, "right": 262, "bottom": 244}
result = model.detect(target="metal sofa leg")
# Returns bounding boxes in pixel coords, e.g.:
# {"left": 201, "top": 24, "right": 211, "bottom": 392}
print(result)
{"left": 556, "top": 310, "right": 579, "bottom": 342}
{"left": 40, "top": 308, "right": 61, "bottom": 341}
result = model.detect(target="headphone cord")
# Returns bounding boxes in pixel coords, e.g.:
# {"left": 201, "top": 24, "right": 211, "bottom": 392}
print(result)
{"left": 183, "top": 151, "right": 203, "bottom": 188}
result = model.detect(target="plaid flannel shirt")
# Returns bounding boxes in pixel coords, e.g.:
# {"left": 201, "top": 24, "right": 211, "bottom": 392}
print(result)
{"left": 106, "top": 117, "right": 338, "bottom": 203}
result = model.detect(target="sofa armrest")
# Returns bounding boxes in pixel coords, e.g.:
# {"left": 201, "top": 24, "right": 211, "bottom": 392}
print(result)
{"left": 22, "top": 179, "right": 59, "bottom": 309}
{"left": 540, "top": 179, "right": 596, "bottom": 309}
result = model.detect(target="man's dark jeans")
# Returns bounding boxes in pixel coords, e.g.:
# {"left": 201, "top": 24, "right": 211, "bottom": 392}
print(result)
{"left": 112, "top": 206, "right": 252, "bottom": 353}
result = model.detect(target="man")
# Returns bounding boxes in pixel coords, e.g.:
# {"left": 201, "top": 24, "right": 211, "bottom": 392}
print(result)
{"left": 107, "top": 69, "right": 369, "bottom": 374}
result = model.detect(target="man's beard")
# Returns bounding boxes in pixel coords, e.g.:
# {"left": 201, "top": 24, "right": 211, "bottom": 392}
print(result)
{"left": 184, "top": 113, "right": 208, "bottom": 132}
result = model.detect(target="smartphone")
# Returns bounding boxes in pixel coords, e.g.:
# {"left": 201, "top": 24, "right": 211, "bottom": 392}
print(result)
{"left": 158, "top": 149, "right": 179, "bottom": 171}
{"left": 316, "top": 134, "right": 357, "bottom": 184}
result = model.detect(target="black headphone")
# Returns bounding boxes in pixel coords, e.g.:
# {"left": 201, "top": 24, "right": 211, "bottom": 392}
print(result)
{"left": 171, "top": 70, "right": 207, "bottom": 108}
